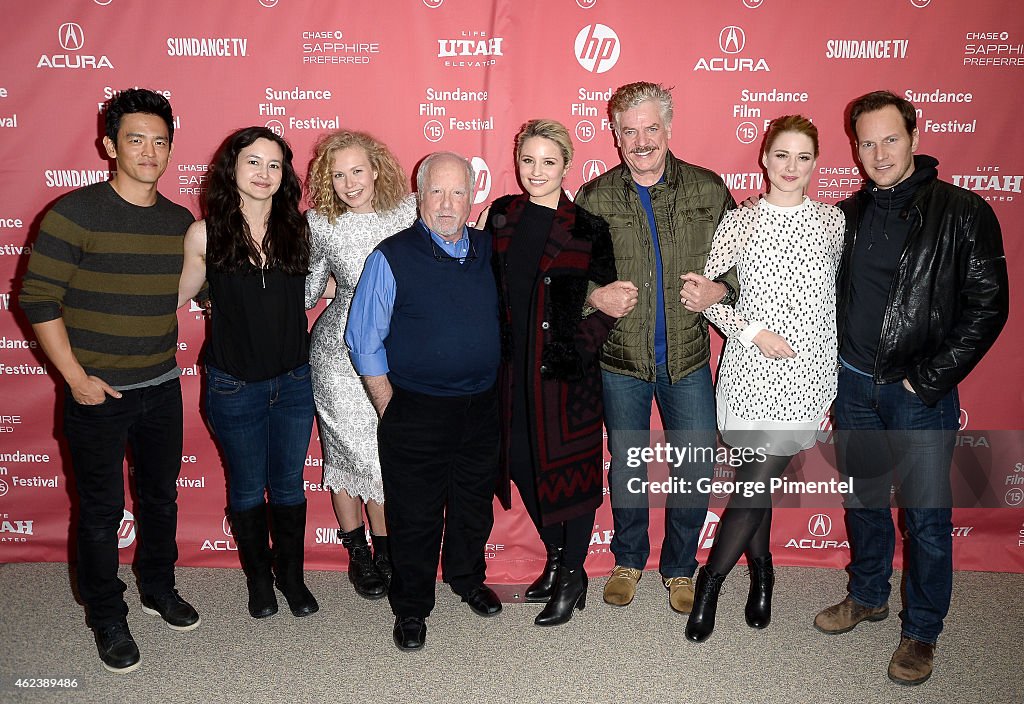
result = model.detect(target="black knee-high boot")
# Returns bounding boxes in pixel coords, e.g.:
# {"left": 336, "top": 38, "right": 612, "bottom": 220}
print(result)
{"left": 230, "top": 504, "right": 278, "bottom": 618}
{"left": 269, "top": 501, "right": 319, "bottom": 617}
{"left": 685, "top": 567, "right": 726, "bottom": 642}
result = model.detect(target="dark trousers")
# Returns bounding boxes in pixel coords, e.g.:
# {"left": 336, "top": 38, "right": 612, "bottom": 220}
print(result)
{"left": 378, "top": 384, "right": 499, "bottom": 618}
{"left": 63, "top": 377, "right": 183, "bottom": 628}
{"left": 510, "top": 429, "right": 595, "bottom": 570}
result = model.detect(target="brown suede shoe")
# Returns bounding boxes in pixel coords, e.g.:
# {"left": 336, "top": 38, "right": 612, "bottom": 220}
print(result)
{"left": 813, "top": 596, "right": 889, "bottom": 634}
{"left": 603, "top": 566, "right": 642, "bottom": 606}
{"left": 888, "top": 636, "right": 935, "bottom": 685}
{"left": 664, "top": 576, "right": 695, "bottom": 614}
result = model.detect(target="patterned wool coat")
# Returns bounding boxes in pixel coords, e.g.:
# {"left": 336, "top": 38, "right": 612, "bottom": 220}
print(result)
{"left": 488, "top": 192, "right": 617, "bottom": 525}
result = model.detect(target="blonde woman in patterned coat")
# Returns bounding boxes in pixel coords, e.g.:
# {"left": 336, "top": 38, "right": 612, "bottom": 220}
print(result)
{"left": 685, "top": 115, "right": 844, "bottom": 642}
{"left": 305, "top": 131, "right": 416, "bottom": 598}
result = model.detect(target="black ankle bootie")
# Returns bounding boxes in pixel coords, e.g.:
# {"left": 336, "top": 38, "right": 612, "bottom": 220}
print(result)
{"left": 745, "top": 554, "right": 774, "bottom": 629}
{"left": 525, "top": 544, "right": 563, "bottom": 602}
{"left": 685, "top": 567, "right": 726, "bottom": 642}
{"left": 534, "top": 566, "right": 587, "bottom": 626}
{"left": 340, "top": 526, "right": 386, "bottom": 599}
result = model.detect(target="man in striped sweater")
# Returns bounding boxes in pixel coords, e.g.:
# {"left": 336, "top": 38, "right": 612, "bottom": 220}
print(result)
{"left": 19, "top": 89, "right": 198, "bottom": 674}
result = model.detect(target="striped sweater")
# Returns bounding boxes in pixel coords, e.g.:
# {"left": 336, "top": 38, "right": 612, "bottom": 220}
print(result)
{"left": 19, "top": 182, "right": 194, "bottom": 386}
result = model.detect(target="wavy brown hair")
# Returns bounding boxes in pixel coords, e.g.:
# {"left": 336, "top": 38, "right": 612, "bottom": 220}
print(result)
{"left": 306, "top": 130, "right": 408, "bottom": 222}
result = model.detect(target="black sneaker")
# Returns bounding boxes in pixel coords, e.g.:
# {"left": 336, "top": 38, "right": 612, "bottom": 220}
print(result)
{"left": 93, "top": 622, "right": 141, "bottom": 673}
{"left": 140, "top": 589, "right": 201, "bottom": 631}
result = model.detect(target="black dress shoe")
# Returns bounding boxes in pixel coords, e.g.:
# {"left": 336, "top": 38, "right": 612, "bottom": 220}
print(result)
{"left": 461, "top": 585, "right": 502, "bottom": 617}
{"left": 393, "top": 616, "right": 426, "bottom": 651}
{"left": 93, "top": 622, "right": 141, "bottom": 673}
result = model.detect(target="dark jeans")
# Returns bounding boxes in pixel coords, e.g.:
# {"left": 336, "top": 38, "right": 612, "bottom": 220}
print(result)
{"left": 205, "top": 364, "right": 314, "bottom": 512}
{"left": 63, "top": 377, "right": 183, "bottom": 628}
{"left": 602, "top": 364, "right": 716, "bottom": 578}
{"left": 378, "top": 384, "right": 499, "bottom": 618}
{"left": 834, "top": 365, "right": 959, "bottom": 644}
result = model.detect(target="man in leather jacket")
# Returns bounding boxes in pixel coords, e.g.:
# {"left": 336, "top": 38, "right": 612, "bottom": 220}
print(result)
{"left": 813, "top": 91, "right": 1008, "bottom": 686}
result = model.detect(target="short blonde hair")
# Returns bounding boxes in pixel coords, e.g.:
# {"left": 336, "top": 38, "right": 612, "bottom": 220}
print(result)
{"left": 515, "top": 119, "right": 574, "bottom": 166}
{"left": 306, "top": 130, "right": 408, "bottom": 222}
{"left": 608, "top": 81, "right": 674, "bottom": 133}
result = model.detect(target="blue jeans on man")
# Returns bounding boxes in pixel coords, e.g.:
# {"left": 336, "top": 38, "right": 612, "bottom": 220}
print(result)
{"left": 603, "top": 364, "right": 716, "bottom": 578}
{"left": 834, "top": 364, "right": 959, "bottom": 645}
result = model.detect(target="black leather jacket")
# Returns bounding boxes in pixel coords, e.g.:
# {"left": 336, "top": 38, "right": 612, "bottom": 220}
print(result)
{"left": 837, "top": 156, "right": 1009, "bottom": 407}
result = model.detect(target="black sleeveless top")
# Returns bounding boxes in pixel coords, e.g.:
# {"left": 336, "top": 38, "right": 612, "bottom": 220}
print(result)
{"left": 205, "top": 262, "right": 310, "bottom": 381}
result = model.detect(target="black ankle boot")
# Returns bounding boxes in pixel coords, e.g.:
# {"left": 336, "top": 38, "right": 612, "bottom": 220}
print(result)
{"left": 534, "top": 565, "right": 587, "bottom": 626}
{"left": 685, "top": 567, "right": 726, "bottom": 642}
{"left": 340, "top": 526, "right": 386, "bottom": 599}
{"left": 525, "top": 544, "right": 563, "bottom": 603}
{"left": 745, "top": 554, "right": 774, "bottom": 629}
{"left": 230, "top": 504, "right": 278, "bottom": 618}
{"left": 371, "top": 534, "right": 392, "bottom": 591}
{"left": 269, "top": 502, "right": 319, "bottom": 617}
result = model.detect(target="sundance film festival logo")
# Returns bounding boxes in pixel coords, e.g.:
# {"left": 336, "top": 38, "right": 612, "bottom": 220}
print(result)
{"left": 694, "top": 26, "right": 769, "bottom": 72}
{"left": 575, "top": 120, "right": 596, "bottom": 143}
{"left": 576, "top": 0, "right": 597, "bottom": 8}
{"left": 265, "top": 119, "right": 284, "bottom": 136}
{"left": 575, "top": 24, "right": 620, "bottom": 74}
{"left": 118, "top": 510, "right": 136, "bottom": 548}
{"left": 259, "top": 0, "right": 280, "bottom": 7}
{"left": 423, "top": 119, "right": 444, "bottom": 143}
{"left": 471, "top": 157, "right": 491, "bottom": 205}
{"left": 910, "top": 0, "right": 931, "bottom": 7}
{"left": 39, "top": 23, "right": 113, "bottom": 69}
{"left": 743, "top": 0, "right": 766, "bottom": 7}
{"left": 0, "top": 479, "right": 8, "bottom": 497}
{"left": 736, "top": 121, "right": 759, "bottom": 145}
{"left": 423, "top": 0, "right": 444, "bottom": 7}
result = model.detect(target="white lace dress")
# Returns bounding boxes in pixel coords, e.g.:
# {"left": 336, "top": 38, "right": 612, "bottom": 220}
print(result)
{"left": 305, "top": 195, "right": 417, "bottom": 501}
{"left": 703, "top": 197, "right": 844, "bottom": 455}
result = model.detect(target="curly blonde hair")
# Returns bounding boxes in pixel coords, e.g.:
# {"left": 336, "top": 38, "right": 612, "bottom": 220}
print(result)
{"left": 306, "top": 130, "right": 408, "bottom": 222}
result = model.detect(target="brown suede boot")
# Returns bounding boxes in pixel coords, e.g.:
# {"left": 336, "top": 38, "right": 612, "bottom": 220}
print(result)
{"left": 888, "top": 636, "right": 935, "bottom": 685}
{"left": 813, "top": 595, "right": 888, "bottom": 634}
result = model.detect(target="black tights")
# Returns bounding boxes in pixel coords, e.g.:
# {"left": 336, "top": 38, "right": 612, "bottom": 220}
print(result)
{"left": 705, "top": 453, "right": 792, "bottom": 576}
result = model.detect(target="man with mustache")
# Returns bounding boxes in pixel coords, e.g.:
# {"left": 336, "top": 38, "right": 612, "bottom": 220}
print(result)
{"left": 345, "top": 152, "right": 502, "bottom": 651}
{"left": 575, "top": 82, "right": 736, "bottom": 614}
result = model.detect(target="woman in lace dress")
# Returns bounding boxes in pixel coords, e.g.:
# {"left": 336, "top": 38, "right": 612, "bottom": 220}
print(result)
{"left": 305, "top": 131, "right": 416, "bottom": 598}
{"left": 685, "top": 115, "right": 844, "bottom": 642}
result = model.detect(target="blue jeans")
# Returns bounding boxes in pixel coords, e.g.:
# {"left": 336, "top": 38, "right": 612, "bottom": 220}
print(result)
{"left": 834, "top": 365, "right": 959, "bottom": 644}
{"left": 205, "top": 364, "right": 315, "bottom": 512}
{"left": 602, "top": 364, "right": 716, "bottom": 578}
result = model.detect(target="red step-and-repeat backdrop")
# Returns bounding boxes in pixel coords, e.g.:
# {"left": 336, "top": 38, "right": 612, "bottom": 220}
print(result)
{"left": 1, "top": 0, "right": 1022, "bottom": 579}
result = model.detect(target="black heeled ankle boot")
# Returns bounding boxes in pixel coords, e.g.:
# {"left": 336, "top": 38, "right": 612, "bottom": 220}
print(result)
{"left": 371, "top": 534, "right": 392, "bottom": 591}
{"left": 685, "top": 567, "right": 726, "bottom": 642}
{"left": 745, "top": 554, "right": 774, "bottom": 629}
{"left": 525, "top": 544, "right": 563, "bottom": 603}
{"left": 230, "top": 504, "right": 278, "bottom": 618}
{"left": 269, "top": 501, "right": 319, "bottom": 617}
{"left": 339, "top": 525, "right": 386, "bottom": 599}
{"left": 534, "top": 565, "right": 587, "bottom": 626}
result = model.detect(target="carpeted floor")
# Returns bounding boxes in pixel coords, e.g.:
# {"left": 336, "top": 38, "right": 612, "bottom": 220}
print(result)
{"left": 0, "top": 562, "right": 1020, "bottom": 704}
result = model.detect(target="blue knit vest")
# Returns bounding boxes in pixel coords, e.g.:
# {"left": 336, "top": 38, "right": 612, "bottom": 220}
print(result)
{"left": 377, "top": 224, "right": 499, "bottom": 396}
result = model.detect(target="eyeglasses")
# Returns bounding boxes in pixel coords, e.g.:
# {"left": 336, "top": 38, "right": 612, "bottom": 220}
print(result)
{"left": 430, "top": 237, "right": 478, "bottom": 264}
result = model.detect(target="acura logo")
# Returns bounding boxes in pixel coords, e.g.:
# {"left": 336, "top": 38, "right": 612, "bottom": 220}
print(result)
{"left": 808, "top": 513, "right": 832, "bottom": 537}
{"left": 58, "top": 22, "right": 85, "bottom": 52}
{"left": 582, "top": 159, "right": 607, "bottom": 181}
{"left": 222, "top": 515, "right": 233, "bottom": 537}
{"left": 719, "top": 26, "right": 745, "bottom": 54}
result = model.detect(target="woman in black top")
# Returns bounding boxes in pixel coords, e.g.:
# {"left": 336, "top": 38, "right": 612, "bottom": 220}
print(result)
{"left": 178, "top": 126, "right": 318, "bottom": 619}
{"left": 481, "top": 120, "right": 618, "bottom": 626}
